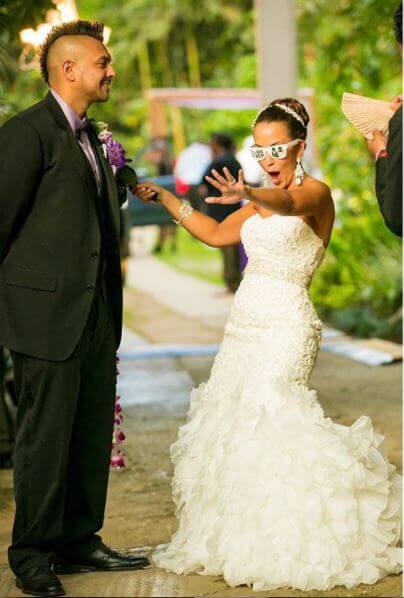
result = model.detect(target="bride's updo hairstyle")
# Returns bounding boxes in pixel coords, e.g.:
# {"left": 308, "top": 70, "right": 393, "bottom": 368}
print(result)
{"left": 253, "top": 98, "right": 310, "bottom": 142}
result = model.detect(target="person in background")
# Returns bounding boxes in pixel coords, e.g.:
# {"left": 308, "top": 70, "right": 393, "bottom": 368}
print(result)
{"left": 145, "top": 136, "right": 173, "bottom": 176}
{"left": 367, "top": 2, "right": 402, "bottom": 237}
{"left": 199, "top": 133, "right": 243, "bottom": 293}
{"left": 174, "top": 141, "right": 212, "bottom": 210}
{"left": 145, "top": 137, "right": 178, "bottom": 253}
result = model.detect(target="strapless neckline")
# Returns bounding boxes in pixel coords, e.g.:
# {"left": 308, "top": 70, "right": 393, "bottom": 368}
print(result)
{"left": 252, "top": 213, "right": 327, "bottom": 251}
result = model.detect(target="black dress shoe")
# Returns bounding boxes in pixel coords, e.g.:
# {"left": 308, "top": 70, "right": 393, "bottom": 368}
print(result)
{"left": 61, "top": 543, "right": 150, "bottom": 571}
{"left": 15, "top": 565, "right": 65, "bottom": 597}
{"left": 51, "top": 557, "right": 95, "bottom": 575}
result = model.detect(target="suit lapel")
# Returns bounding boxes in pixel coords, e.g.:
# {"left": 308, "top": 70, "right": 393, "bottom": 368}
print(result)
{"left": 88, "top": 127, "right": 120, "bottom": 241}
{"left": 45, "top": 92, "right": 99, "bottom": 205}
{"left": 68, "top": 134, "right": 100, "bottom": 201}
{"left": 45, "top": 92, "right": 120, "bottom": 242}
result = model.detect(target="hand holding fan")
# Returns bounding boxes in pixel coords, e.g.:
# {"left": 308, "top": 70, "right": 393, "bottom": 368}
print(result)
{"left": 341, "top": 92, "right": 394, "bottom": 140}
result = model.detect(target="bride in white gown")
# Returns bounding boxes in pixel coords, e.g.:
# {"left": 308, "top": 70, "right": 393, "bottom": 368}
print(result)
{"left": 135, "top": 98, "right": 402, "bottom": 592}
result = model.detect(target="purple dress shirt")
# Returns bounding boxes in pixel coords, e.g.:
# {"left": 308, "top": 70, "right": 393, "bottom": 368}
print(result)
{"left": 51, "top": 89, "right": 102, "bottom": 194}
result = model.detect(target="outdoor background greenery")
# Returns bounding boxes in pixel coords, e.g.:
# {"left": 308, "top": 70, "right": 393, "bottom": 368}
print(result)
{"left": 1, "top": 0, "right": 402, "bottom": 340}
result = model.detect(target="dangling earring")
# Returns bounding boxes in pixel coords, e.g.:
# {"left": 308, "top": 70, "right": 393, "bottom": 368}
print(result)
{"left": 294, "top": 158, "right": 304, "bottom": 186}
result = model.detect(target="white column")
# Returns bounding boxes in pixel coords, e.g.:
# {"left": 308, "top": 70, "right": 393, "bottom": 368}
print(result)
{"left": 254, "top": 0, "right": 297, "bottom": 103}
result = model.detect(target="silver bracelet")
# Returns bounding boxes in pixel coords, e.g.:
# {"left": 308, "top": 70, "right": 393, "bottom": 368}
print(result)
{"left": 173, "top": 202, "right": 194, "bottom": 226}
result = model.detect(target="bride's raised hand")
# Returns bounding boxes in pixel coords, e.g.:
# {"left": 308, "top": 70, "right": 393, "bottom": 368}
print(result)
{"left": 205, "top": 167, "right": 247, "bottom": 205}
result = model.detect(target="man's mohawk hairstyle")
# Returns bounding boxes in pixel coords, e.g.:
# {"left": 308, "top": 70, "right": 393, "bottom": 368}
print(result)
{"left": 38, "top": 20, "right": 105, "bottom": 84}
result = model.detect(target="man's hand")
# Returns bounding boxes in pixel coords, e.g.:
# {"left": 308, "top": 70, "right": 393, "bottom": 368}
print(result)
{"left": 205, "top": 167, "right": 247, "bottom": 205}
{"left": 367, "top": 129, "right": 387, "bottom": 160}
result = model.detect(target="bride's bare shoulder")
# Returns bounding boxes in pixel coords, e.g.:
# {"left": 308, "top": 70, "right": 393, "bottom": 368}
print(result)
{"left": 304, "top": 175, "right": 332, "bottom": 197}
{"left": 304, "top": 177, "right": 334, "bottom": 212}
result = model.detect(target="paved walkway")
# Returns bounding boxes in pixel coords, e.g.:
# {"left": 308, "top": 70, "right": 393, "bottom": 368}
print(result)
{"left": 127, "top": 253, "right": 233, "bottom": 328}
{"left": 118, "top": 327, "right": 194, "bottom": 408}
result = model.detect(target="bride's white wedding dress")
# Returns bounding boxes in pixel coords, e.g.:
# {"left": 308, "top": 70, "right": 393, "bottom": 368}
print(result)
{"left": 152, "top": 213, "right": 402, "bottom": 591}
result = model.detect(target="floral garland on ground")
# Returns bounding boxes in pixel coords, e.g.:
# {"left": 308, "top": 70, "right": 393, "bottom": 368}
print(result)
{"left": 111, "top": 355, "right": 126, "bottom": 469}
{"left": 93, "top": 121, "right": 128, "bottom": 470}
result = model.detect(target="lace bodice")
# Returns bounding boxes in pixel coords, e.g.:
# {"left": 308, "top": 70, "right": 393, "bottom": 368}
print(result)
{"left": 221, "top": 212, "right": 326, "bottom": 385}
{"left": 241, "top": 213, "right": 326, "bottom": 288}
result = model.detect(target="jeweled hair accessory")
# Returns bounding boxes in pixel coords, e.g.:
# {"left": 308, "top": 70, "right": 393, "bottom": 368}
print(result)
{"left": 272, "top": 103, "right": 306, "bottom": 127}
{"left": 252, "top": 102, "right": 306, "bottom": 130}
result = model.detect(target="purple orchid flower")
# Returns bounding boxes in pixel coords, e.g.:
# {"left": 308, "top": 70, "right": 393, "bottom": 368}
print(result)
{"left": 100, "top": 134, "right": 127, "bottom": 173}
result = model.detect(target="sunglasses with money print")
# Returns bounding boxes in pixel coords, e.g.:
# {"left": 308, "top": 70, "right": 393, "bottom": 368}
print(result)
{"left": 250, "top": 139, "right": 301, "bottom": 161}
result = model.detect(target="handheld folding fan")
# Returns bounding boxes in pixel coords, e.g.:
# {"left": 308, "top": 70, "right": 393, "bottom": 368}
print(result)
{"left": 341, "top": 92, "right": 394, "bottom": 140}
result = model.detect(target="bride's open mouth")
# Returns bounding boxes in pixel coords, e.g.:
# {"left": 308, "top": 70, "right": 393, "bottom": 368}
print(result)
{"left": 268, "top": 171, "right": 281, "bottom": 185}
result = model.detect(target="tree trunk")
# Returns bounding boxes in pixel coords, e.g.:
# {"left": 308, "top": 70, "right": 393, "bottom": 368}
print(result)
{"left": 138, "top": 41, "right": 152, "bottom": 91}
{"left": 185, "top": 26, "right": 201, "bottom": 88}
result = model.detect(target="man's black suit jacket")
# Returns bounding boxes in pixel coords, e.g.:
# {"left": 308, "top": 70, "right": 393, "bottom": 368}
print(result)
{"left": 375, "top": 106, "right": 402, "bottom": 237}
{"left": 0, "top": 92, "right": 126, "bottom": 361}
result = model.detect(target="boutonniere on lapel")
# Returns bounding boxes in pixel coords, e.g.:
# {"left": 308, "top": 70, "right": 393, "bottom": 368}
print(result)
{"left": 92, "top": 120, "right": 128, "bottom": 175}
{"left": 90, "top": 121, "right": 160, "bottom": 203}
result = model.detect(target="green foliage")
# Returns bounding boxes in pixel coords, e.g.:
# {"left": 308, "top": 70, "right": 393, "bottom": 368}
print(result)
{"left": 311, "top": 195, "right": 402, "bottom": 340}
{"left": 0, "top": 0, "right": 53, "bottom": 97}
{"left": 74, "top": 0, "right": 257, "bottom": 154}
{"left": 298, "top": 0, "right": 402, "bottom": 340}
{"left": 0, "top": 0, "right": 401, "bottom": 339}
{"left": 0, "top": 0, "right": 53, "bottom": 35}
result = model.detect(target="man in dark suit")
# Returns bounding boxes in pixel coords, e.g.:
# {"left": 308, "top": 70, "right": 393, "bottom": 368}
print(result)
{"left": 0, "top": 20, "right": 148, "bottom": 597}
{"left": 367, "top": 2, "right": 402, "bottom": 237}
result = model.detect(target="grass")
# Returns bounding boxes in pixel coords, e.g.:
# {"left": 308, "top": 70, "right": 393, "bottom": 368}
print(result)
{"left": 155, "top": 227, "right": 224, "bottom": 286}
